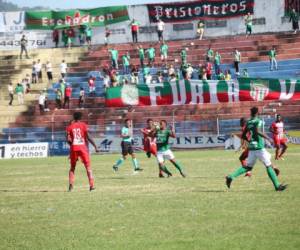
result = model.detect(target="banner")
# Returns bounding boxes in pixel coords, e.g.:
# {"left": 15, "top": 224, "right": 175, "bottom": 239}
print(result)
{"left": 25, "top": 6, "right": 129, "bottom": 30}
{"left": 90, "top": 134, "right": 226, "bottom": 153}
{"left": 105, "top": 78, "right": 300, "bottom": 107}
{"left": 147, "top": 0, "right": 254, "bottom": 23}
{"left": 0, "top": 143, "right": 48, "bottom": 159}
{"left": 0, "top": 11, "right": 25, "bottom": 33}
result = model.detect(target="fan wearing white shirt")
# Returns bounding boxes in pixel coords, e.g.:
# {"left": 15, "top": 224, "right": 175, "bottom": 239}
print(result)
{"left": 45, "top": 61, "right": 53, "bottom": 83}
{"left": 36, "top": 59, "right": 42, "bottom": 82}
{"left": 157, "top": 19, "right": 165, "bottom": 42}
{"left": 60, "top": 60, "right": 68, "bottom": 78}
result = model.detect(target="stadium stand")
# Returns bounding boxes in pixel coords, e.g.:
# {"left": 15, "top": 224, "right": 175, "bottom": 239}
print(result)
{"left": 0, "top": 32, "right": 300, "bottom": 143}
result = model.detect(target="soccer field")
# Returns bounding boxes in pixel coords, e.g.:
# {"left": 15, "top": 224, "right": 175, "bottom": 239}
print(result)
{"left": 0, "top": 149, "right": 299, "bottom": 250}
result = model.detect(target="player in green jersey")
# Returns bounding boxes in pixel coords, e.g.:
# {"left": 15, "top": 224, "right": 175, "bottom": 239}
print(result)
{"left": 153, "top": 120, "right": 186, "bottom": 177}
{"left": 160, "top": 42, "right": 168, "bottom": 64}
{"left": 113, "top": 119, "right": 142, "bottom": 173}
{"left": 226, "top": 107, "right": 287, "bottom": 191}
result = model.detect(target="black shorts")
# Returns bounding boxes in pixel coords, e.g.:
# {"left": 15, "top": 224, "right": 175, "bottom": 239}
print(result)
{"left": 86, "top": 36, "right": 91, "bottom": 42}
{"left": 121, "top": 141, "right": 133, "bottom": 155}
{"left": 47, "top": 72, "right": 53, "bottom": 80}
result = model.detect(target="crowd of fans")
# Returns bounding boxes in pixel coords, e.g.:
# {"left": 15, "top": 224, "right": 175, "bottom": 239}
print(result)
{"left": 8, "top": 10, "right": 299, "bottom": 110}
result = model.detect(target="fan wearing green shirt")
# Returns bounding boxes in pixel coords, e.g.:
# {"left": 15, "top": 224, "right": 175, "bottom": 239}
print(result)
{"left": 113, "top": 119, "right": 142, "bottom": 173}
{"left": 244, "top": 12, "right": 253, "bottom": 37}
{"left": 160, "top": 42, "right": 168, "bottom": 64}
{"left": 180, "top": 48, "right": 187, "bottom": 64}
{"left": 146, "top": 45, "right": 156, "bottom": 66}
{"left": 153, "top": 120, "right": 186, "bottom": 178}
{"left": 138, "top": 45, "right": 145, "bottom": 67}
{"left": 269, "top": 46, "right": 278, "bottom": 71}
{"left": 122, "top": 52, "right": 130, "bottom": 74}
{"left": 109, "top": 48, "right": 119, "bottom": 69}
{"left": 206, "top": 46, "right": 214, "bottom": 62}
{"left": 226, "top": 107, "right": 287, "bottom": 191}
{"left": 214, "top": 51, "right": 221, "bottom": 75}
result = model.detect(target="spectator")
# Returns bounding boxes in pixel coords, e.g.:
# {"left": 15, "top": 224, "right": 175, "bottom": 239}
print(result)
{"left": 79, "top": 26, "right": 86, "bottom": 45}
{"left": 206, "top": 46, "right": 214, "bottom": 62}
{"left": 60, "top": 60, "right": 68, "bottom": 79}
{"left": 122, "top": 52, "right": 131, "bottom": 74}
{"left": 170, "top": 73, "right": 177, "bottom": 83}
{"left": 59, "top": 79, "right": 66, "bottom": 100}
{"left": 62, "top": 29, "right": 68, "bottom": 47}
{"left": 217, "top": 70, "right": 225, "bottom": 80}
{"left": 168, "top": 64, "right": 175, "bottom": 77}
{"left": 79, "top": 87, "right": 85, "bottom": 108}
{"left": 38, "top": 91, "right": 46, "bottom": 114}
{"left": 109, "top": 48, "right": 119, "bottom": 69}
{"left": 55, "top": 89, "right": 62, "bottom": 109}
{"left": 52, "top": 29, "right": 59, "bottom": 48}
{"left": 143, "top": 66, "right": 150, "bottom": 83}
{"left": 15, "top": 83, "right": 24, "bottom": 105}
{"left": 186, "top": 64, "right": 194, "bottom": 80}
{"left": 104, "top": 26, "right": 111, "bottom": 45}
{"left": 156, "top": 19, "right": 165, "bottom": 42}
{"left": 131, "top": 65, "right": 139, "bottom": 84}
{"left": 180, "top": 48, "right": 187, "bottom": 64}
{"left": 146, "top": 45, "right": 156, "bottom": 66}
{"left": 244, "top": 12, "right": 253, "bottom": 37}
{"left": 138, "top": 45, "right": 145, "bottom": 67}
{"left": 67, "top": 27, "right": 75, "bottom": 49}
{"left": 289, "top": 8, "right": 299, "bottom": 34}
{"left": 201, "top": 65, "right": 207, "bottom": 80}
{"left": 8, "top": 82, "right": 14, "bottom": 106}
{"left": 85, "top": 26, "right": 93, "bottom": 48}
{"left": 206, "top": 61, "right": 213, "bottom": 80}
{"left": 214, "top": 51, "right": 221, "bottom": 75}
{"left": 21, "top": 78, "right": 28, "bottom": 94}
{"left": 103, "top": 71, "right": 111, "bottom": 89}
{"left": 130, "top": 19, "right": 140, "bottom": 43}
{"left": 233, "top": 48, "right": 241, "bottom": 75}
{"left": 64, "top": 84, "right": 72, "bottom": 109}
{"left": 88, "top": 76, "right": 96, "bottom": 96}
{"left": 160, "top": 42, "right": 168, "bottom": 64}
{"left": 36, "top": 59, "right": 42, "bottom": 83}
{"left": 269, "top": 46, "right": 278, "bottom": 71}
{"left": 45, "top": 61, "right": 53, "bottom": 83}
{"left": 242, "top": 69, "right": 249, "bottom": 78}
{"left": 181, "top": 63, "right": 188, "bottom": 79}
{"left": 157, "top": 71, "right": 164, "bottom": 83}
{"left": 24, "top": 74, "right": 31, "bottom": 93}
{"left": 197, "top": 64, "right": 203, "bottom": 80}
{"left": 197, "top": 20, "right": 205, "bottom": 40}
{"left": 225, "top": 70, "right": 232, "bottom": 81}
{"left": 31, "top": 61, "right": 38, "bottom": 84}
{"left": 20, "top": 34, "right": 29, "bottom": 59}
{"left": 145, "top": 73, "right": 152, "bottom": 84}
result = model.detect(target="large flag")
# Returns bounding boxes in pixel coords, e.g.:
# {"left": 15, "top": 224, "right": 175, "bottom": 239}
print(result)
{"left": 25, "top": 6, "right": 129, "bottom": 30}
{"left": 105, "top": 79, "right": 300, "bottom": 107}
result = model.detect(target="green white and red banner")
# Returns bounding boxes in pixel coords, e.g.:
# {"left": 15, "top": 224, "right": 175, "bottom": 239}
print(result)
{"left": 105, "top": 78, "right": 300, "bottom": 107}
{"left": 25, "top": 6, "right": 129, "bottom": 30}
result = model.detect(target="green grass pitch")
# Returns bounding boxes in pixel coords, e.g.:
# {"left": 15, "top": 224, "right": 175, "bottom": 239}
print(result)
{"left": 0, "top": 148, "right": 299, "bottom": 250}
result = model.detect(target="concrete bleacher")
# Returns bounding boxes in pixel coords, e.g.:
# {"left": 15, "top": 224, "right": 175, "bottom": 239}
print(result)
{"left": 1, "top": 32, "right": 300, "bottom": 144}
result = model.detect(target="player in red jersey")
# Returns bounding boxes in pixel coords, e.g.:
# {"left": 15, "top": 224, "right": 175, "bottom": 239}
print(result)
{"left": 270, "top": 114, "right": 288, "bottom": 160}
{"left": 66, "top": 112, "right": 99, "bottom": 191}
{"left": 141, "top": 119, "right": 165, "bottom": 177}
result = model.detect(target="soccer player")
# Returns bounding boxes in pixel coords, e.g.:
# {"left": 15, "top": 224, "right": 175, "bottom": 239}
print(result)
{"left": 226, "top": 107, "right": 287, "bottom": 191}
{"left": 112, "top": 119, "right": 142, "bottom": 173}
{"left": 141, "top": 119, "right": 165, "bottom": 178}
{"left": 66, "top": 112, "right": 99, "bottom": 192}
{"left": 270, "top": 114, "right": 288, "bottom": 160}
{"left": 154, "top": 120, "right": 186, "bottom": 177}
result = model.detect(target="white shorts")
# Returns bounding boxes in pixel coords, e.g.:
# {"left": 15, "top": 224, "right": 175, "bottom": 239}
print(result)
{"left": 247, "top": 149, "right": 272, "bottom": 168}
{"left": 157, "top": 149, "right": 175, "bottom": 164}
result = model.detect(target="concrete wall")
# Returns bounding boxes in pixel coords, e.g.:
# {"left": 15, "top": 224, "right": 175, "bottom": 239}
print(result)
{"left": 0, "top": 0, "right": 294, "bottom": 50}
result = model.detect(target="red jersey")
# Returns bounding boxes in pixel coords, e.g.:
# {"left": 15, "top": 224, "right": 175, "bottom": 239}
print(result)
{"left": 271, "top": 122, "right": 284, "bottom": 138}
{"left": 88, "top": 78, "right": 95, "bottom": 87}
{"left": 66, "top": 121, "right": 88, "bottom": 151}
{"left": 65, "top": 86, "right": 72, "bottom": 97}
{"left": 131, "top": 24, "right": 139, "bottom": 32}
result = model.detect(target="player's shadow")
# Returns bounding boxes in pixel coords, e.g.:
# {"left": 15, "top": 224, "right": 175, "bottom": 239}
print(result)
{"left": 0, "top": 189, "right": 67, "bottom": 193}
{"left": 192, "top": 189, "right": 226, "bottom": 193}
